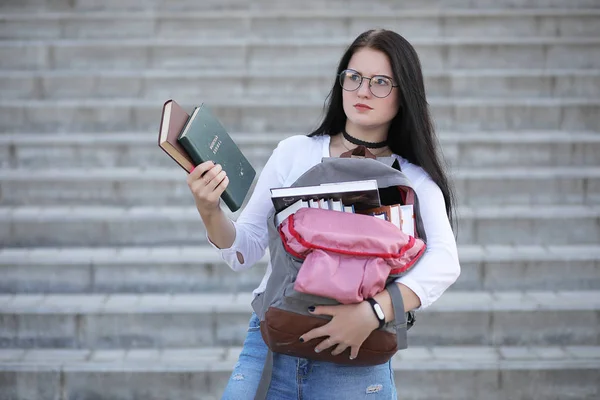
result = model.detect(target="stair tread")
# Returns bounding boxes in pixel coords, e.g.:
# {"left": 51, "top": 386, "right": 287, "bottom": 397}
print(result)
{"left": 2, "top": 68, "right": 600, "bottom": 77}
{"left": 1, "top": 290, "right": 599, "bottom": 314}
{"left": 2, "top": 131, "right": 600, "bottom": 145}
{"left": 0, "top": 204, "right": 598, "bottom": 220}
{"left": 2, "top": 166, "right": 599, "bottom": 180}
{"left": 0, "top": 346, "right": 599, "bottom": 372}
{"left": 3, "top": 8, "right": 600, "bottom": 19}
{"left": 1, "top": 244, "right": 599, "bottom": 265}
{"left": 1, "top": 97, "right": 599, "bottom": 107}
{"left": 2, "top": 37, "right": 600, "bottom": 46}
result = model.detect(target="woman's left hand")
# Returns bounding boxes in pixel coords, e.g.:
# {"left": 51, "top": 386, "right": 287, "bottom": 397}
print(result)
{"left": 299, "top": 301, "right": 379, "bottom": 360}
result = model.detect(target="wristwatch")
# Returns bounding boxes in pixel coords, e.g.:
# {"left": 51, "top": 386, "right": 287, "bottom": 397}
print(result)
{"left": 366, "top": 298, "right": 386, "bottom": 329}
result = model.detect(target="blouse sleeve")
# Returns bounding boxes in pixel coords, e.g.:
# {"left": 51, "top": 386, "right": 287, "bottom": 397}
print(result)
{"left": 395, "top": 175, "right": 461, "bottom": 309}
{"left": 204, "top": 140, "right": 286, "bottom": 272}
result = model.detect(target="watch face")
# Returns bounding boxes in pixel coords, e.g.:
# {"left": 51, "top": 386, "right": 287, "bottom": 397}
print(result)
{"left": 374, "top": 304, "right": 385, "bottom": 320}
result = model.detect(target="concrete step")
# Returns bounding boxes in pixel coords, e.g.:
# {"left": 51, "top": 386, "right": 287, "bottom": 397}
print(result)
{"left": 0, "top": 291, "right": 598, "bottom": 348}
{"left": 2, "top": 69, "right": 600, "bottom": 100}
{"left": 2, "top": 10, "right": 599, "bottom": 40}
{"left": 0, "top": 97, "right": 599, "bottom": 133}
{"left": 0, "top": 245, "right": 598, "bottom": 294}
{"left": 1, "top": 0, "right": 599, "bottom": 13}
{"left": 1, "top": 37, "right": 599, "bottom": 72}
{"left": 2, "top": 131, "right": 599, "bottom": 169}
{"left": 0, "top": 346, "right": 598, "bottom": 400}
{"left": 1, "top": 205, "right": 598, "bottom": 247}
{"left": 1, "top": 167, "right": 598, "bottom": 207}
{"left": 1, "top": 204, "right": 599, "bottom": 247}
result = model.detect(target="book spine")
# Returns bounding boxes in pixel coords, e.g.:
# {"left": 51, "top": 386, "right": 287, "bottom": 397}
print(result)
{"left": 220, "top": 189, "right": 240, "bottom": 212}
{"left": 177, "top": 135, "right": 205, "bottom": 166}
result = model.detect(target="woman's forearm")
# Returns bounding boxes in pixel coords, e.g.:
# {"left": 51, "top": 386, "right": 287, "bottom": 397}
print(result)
{"left": 199, "top": 206, "right": 236, "bottom": 249}
{"left": 199, "top": 206, "right": 246, "bottom": 264}
{"left": 373, "top": 283, "right": 421, "bottom": 323}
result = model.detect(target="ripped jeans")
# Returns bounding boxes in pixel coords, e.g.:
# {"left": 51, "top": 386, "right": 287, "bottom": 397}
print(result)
{"left": 221, "top": 313, "right": 398, "bottom": 400}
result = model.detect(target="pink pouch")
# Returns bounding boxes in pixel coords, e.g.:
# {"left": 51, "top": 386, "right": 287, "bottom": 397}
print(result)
{"left": 279, "top": 207, "right": 426, "bottom": 304}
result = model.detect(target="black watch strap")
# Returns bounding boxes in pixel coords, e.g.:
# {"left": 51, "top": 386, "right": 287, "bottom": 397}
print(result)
{"left": 366, "top": 298, "right": 386, "bottom": 329}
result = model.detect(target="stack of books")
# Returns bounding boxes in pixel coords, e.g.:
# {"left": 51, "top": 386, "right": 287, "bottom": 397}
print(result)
{"left": 270, "top": 179, "right": 415, "bottom": 236}
{"left": 157, "top": 100, "right": 256, "bottom": 212}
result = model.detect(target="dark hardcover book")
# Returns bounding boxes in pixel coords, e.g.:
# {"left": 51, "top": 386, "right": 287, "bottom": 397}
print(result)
{"left": 270, "top": 179, "right": 380, "bottom": 213}
{"left": 158, "top": 99, "right": 194, "bottom": 173}
{"left": 177, "top": 103, "right": 256, "bottom": 212}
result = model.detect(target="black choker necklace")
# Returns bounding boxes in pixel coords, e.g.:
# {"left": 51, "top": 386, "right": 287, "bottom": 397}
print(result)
{"left": 342, "top": 130, "right": 388, "bottom": 149}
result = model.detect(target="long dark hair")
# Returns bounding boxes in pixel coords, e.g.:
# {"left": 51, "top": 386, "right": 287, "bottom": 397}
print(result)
{"left": 308, "top": 29, "right": 456, "bottom": 229}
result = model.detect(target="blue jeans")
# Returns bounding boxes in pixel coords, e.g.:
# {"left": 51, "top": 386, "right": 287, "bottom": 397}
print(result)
{"left": 222, "top": 313, "right": 398, "bottom": 400}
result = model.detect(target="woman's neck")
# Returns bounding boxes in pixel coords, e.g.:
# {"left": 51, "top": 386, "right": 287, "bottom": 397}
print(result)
{"left": 344, "top": 122, "right": 389, "bottom": 145}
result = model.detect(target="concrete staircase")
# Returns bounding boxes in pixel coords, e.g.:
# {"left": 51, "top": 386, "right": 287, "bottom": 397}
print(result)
{"left": 1, "top": 1, "right": 599, "bottom": 399}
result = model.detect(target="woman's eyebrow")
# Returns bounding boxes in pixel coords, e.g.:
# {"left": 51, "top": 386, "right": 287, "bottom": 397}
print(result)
{"left": 347, "top": 68, "right": 393, "bottom": 79}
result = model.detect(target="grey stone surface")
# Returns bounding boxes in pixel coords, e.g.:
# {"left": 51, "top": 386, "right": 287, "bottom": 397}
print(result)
{"left": 5, "top": 131, "right": 600, "bottom": 169}
{"left": 499, "top": 369, "right": 600, "bottom": 400}
{"left": 1, "top": 2, "right": 599, "bottom": 398}
{"left": 492, "top": 310, "right": 599, "bottom": 346}
{"left": 0, "top": 245, "right": 600, "bottom": 292}
{"left": 0, "top": 246, "right": 598, "bottom": 294}
{"left": 3, "top": 205, "right": 598, "bottom": 246}
{"left": 0, "top": 346, "right": 598, "bottom": 399}
{"left": 2, "top": 292, "right": 598, "bottom": 348}
{"left": 62, "top": 370, "right": 213, "bottom": 400}
{"left": 2, "top": 0, "right": 599, "bottom": 12}
{"left": 1, "top": 98, "right": 599, "bottom": 133}
{"left": 2, "top": 169, "right": 598, "bottom": 207}
{"left": 4, "top": 70, "right": 600, "bottom": 101}
{"left": 5, "top": 12, "right": 600, "bottom": 40}
{"left": 0, "top": 370, "right": 62, "bottom": 400}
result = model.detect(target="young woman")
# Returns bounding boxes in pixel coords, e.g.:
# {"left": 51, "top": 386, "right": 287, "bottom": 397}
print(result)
{"left": 187, "top": 29, "right": 460, "bottom": 399}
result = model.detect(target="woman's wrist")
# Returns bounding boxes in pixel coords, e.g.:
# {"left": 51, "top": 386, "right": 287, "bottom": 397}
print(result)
{"left": 360, "top": 300, "right": 380, "bottom": 331}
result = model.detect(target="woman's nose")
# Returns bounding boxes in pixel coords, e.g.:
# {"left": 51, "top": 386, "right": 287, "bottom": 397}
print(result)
{"left": 357, "top": 79, "right": 372, "bottom": 97}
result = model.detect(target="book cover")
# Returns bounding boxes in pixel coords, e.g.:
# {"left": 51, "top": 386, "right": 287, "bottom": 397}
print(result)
{"left": 358, "top": 204, "right": 402, "bottom": 230}
{"left": 400, "top": 205, "right": 415, "bottom": 237}
{"left": 270, "top": 179, "right": 380, "bottom": 213}
{"left": 157, "top": 99, "right": 194, "bottom": 172}
{"left": 177, "top": 103, "right": 256, "bottom": 212}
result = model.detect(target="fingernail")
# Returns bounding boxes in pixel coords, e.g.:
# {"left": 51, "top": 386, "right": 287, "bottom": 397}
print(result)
{"left": 190, "top": 166, "right": 195, "bottom": 173}
{"left": 299, "top": 337, "right": 304, "bottom": 343}
{"left": 314, "top": 348, "right": 321, "bottom": 353}
{"left": 349, "top": 355, "right": 355, "bottom": 360}
{"left": 308, "top": 306, "right": 315, "bottom": 312}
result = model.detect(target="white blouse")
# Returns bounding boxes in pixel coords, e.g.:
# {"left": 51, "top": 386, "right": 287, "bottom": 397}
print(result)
{"left": 206, "top": 134, "right": 460, "bottom": 310}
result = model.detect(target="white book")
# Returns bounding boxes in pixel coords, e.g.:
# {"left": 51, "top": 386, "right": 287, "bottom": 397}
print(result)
{"left": 318, "top": 199, "right": 328, "bottom": 209}
{"left": 270, "top": 179, "right": 380, "bottom": 213}
{"left": 400, "top": 205, "right": 415, "bottom": 236}
{"left": 328, "top": 199, "right": 344, "bottom": 212}
{"left": 275, "top": 200, "right": 309, "bottom": 226}
{"left": 344, "top": 205, "right": 355, "bottom": 213}
{"left": 389, "top": 205, "right": 402, "bottom": 230}
{"left": 309, "top": 199, "right": 320, "bottom": 209}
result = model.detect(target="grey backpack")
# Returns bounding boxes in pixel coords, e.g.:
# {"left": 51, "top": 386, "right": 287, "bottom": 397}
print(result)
{"left": 251, "top": 155, "right": 426, "bottom": 399}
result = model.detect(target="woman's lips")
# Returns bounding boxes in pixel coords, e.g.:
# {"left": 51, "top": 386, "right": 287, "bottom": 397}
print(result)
{"left": 354, "top": 103, "right": 373, "bottom": 111}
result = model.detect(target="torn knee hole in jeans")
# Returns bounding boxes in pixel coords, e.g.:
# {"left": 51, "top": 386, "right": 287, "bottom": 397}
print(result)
{"left": 232, "top": 373, "right": 244, "bottom": 381}
{"left": 366, "top": 384, "right": 383, "bottom": 394}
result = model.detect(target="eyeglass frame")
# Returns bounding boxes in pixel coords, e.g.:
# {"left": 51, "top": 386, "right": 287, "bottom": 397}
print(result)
{"left": 338, "top": 68, "right": 399, "bottom": 98}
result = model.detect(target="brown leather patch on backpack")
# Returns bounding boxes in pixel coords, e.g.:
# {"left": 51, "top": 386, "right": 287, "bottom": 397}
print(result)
{"left": 260, "top": 307, "right": 397, "bottom": 366}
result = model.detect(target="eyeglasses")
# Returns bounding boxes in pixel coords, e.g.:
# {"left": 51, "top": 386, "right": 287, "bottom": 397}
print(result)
{"left": 338, "top": 69, "right": 398, "bottom": 98}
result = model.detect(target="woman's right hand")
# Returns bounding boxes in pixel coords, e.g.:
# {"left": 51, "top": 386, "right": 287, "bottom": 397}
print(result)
{"left": 186, "top": 160, "right": 229, "bottom": 217}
